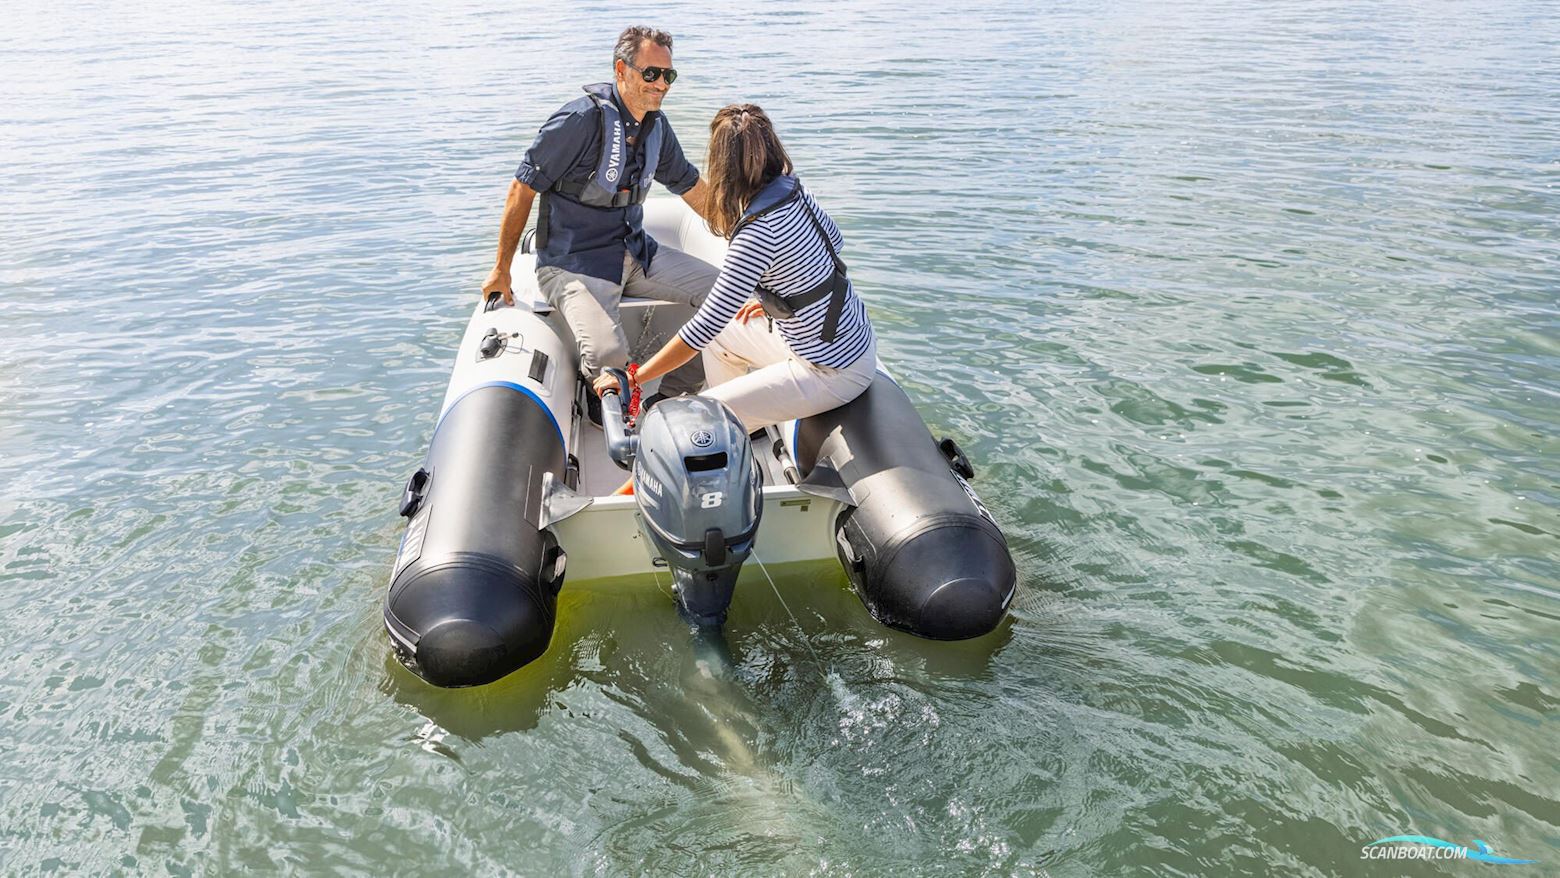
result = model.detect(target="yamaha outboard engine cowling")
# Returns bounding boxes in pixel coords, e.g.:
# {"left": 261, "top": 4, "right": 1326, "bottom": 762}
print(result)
{"left": 631, "top": 397, "right": 762, "bottom": 626}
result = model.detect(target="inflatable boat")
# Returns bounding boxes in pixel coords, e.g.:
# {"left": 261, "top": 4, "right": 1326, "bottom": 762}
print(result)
{"left": 384, "top": 199, "right": 1017, "bottom": 687}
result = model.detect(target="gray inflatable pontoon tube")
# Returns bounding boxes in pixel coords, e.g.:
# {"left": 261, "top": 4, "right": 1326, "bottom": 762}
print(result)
{"left": 794, "top": 374, "right": 1016, "bottom": 639}
{"left": 383, "top": 383, "right": 567, "bottom": 687}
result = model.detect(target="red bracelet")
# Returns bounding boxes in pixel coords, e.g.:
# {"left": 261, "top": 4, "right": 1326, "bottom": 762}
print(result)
{"left": 625, "top": 363, "right": 643, "bottom": 425}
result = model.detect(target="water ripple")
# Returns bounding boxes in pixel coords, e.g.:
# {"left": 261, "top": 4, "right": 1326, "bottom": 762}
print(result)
{"left": 2, "top": 0, "right": 1556, "bottom": 873}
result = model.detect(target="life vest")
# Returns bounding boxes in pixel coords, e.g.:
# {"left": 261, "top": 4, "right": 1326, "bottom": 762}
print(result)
{"left": 733, "top": 175, "right": 851, "bottom": 343}
{"left": 551, "top": 83, "right": 664, "bottom": 209}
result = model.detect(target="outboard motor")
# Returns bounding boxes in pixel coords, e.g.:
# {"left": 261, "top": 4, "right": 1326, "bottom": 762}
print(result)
{"left": 601, "top": 375, "right": 762, "bottom": 626}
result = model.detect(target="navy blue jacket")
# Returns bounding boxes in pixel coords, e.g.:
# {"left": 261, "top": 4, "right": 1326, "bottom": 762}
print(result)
{"left": 515, "top": 83, "right": 699, "bottom": 282}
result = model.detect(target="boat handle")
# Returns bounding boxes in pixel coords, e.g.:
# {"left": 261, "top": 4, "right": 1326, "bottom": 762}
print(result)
{"left": 542, "top": 543, "right": 567, "bottom": 594}
{"left": 835, "top": 528, "right": 864, "bottom": 572}
{"left": 938, "top": 437, "right": 975, "bottom": 480}
{"left": 399, "top": 467, "right": 430, "bottom": 518}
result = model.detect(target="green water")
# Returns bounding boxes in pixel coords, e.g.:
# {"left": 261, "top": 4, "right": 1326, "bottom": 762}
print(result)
{"left": 1, "top": 1, "right": 1555, "bottom": 874}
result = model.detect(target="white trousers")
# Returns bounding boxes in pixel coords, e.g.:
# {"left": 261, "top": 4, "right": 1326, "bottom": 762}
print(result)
{"left": 698, "top": 317, "right": 876, "bottom": 432}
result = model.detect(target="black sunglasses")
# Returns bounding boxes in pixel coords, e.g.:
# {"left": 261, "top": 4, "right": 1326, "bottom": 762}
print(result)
{"left": 624, "top": 61, "right": 678, "bottom": 85}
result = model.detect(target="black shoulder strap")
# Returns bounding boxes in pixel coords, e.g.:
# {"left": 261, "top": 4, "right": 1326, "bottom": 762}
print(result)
{"left": 794, "top": 190, "right": 846, "bottom": 273}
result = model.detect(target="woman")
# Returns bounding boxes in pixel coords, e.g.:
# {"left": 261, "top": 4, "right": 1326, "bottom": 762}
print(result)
{"left": 594, "top": 104, "right": 877, "bottom": 461}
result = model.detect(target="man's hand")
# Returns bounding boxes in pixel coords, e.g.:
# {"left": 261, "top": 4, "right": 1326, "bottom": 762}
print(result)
{"left": 482, "top": 267, "right": 514, "bottom": 307}
{"left": 735, "top": 299, "right": 766, "bottom": 324}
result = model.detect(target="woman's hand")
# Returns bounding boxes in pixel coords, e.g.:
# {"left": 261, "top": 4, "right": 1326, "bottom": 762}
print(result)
{"left": 735, "top": 299, "right": 766, "bottom": 324}
{"left": 631, "top": 338, "right": 701, "bottom": 392}
{"left": 593, "top": 372, "right": 630, "bottom": 397}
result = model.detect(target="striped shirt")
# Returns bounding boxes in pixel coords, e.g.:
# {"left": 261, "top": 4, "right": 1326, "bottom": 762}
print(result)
{"left": 677, "top": 189, "right": 875, "bottom": 369}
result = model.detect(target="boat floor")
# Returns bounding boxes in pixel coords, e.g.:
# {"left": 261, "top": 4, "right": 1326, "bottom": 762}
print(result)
{"left": 550, "top": 400, "right": 844, "bottom": 583}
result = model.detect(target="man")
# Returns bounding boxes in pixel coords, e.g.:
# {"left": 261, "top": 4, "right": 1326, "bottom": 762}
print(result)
{"left": 481, "top": 26, "right": 718, "bottom": 404}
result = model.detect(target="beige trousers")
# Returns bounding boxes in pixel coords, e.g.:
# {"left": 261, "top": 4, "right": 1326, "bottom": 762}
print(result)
{"left": 537, "top": 248, "right": 719, "bottom": 394}
{"left": 699, "top": 317, "right": 877, "bottom": 432}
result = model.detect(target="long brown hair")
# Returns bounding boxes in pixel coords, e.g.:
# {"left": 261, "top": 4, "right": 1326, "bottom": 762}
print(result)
{"left": 704, "top": 104, "right": 793, "bottom": 239}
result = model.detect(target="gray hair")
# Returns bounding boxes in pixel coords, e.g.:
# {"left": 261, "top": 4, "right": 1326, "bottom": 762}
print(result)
{"left": 613, "top": 26, "right": 673, "bottom": 67}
